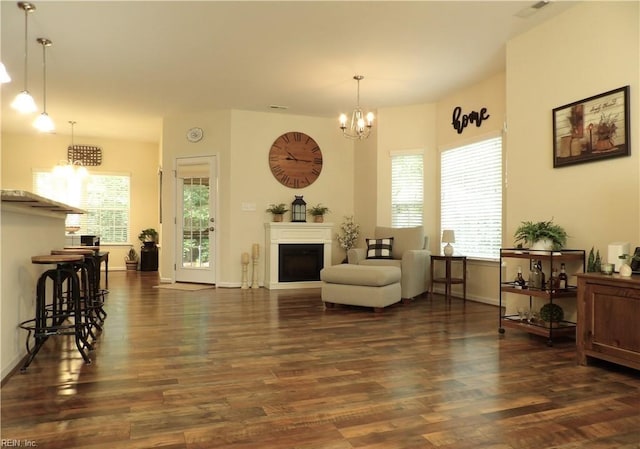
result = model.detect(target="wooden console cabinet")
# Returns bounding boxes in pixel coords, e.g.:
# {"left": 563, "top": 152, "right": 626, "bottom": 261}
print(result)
{"left": 576, "top": 273, "right": 640, "bottom": 370}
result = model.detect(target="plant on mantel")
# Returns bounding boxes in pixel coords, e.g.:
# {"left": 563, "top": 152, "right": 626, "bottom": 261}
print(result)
{"left": 308, "top": 204, "right": 330, "bottom": 222}
{"left": 266, "top": 203, "right": 288, "bottom": 222}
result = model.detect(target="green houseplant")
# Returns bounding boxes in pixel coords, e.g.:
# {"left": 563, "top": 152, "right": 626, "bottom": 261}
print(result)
{"left": 138, "top": 228, "right": 159, "bottom": 245}
{"left": 308, "top": 204, "right": 330, "bottom": 223}
{"left": 266, "top": 203, "right": 288, "bottom": 222}
{"left": 514, "top": 219, "right": 568, "bottom": 250}
{"left": 125, "top": 247, "right": 138, "bottom": 271}
{"left": 539, "top": 303, "right": 564, "bottom": 325}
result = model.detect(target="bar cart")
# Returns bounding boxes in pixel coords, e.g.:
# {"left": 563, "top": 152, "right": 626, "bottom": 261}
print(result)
{"left": 498, "top": 248, "right": 585, "bottom": 346}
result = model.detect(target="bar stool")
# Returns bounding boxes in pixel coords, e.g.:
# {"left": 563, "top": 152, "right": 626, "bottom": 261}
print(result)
{"left": 52, "top": 249, "right": 106, "bottom": 339}
{"left": 19, "top": 254, "right": 92, "bottom": 372}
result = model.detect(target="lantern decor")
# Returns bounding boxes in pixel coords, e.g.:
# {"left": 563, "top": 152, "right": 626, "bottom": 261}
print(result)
{"left": 291, "top": 195, "right": 306, "bottom": 222}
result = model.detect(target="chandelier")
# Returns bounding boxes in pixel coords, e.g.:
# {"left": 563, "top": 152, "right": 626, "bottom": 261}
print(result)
{"left": 339, "top": 75, "right": 374, "bottom": 140}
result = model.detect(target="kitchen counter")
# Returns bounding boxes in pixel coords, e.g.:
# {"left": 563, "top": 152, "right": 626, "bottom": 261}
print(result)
{"left": 1, "top": 190, "right": 83, "bottom": 379}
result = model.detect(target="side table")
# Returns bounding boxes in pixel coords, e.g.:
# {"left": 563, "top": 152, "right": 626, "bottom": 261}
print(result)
{"left": 430, "top": 255, "right": 467, "bottom": 303}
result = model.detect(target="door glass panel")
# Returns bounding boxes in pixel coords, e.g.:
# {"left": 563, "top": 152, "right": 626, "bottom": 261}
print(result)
{"left": 178, "top": 164, "right": 210, "bottom": 269}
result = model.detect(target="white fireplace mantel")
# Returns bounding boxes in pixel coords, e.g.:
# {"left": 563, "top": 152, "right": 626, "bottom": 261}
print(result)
{"left": 264, "top": 222, "right": 333, "bottom": 289}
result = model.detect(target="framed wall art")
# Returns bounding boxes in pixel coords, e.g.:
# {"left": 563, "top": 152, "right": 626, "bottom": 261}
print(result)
{"left": 68, "top": 144, "right": 102, "bottom": 166}
{"left": 552, "top": 85, "right": 630, "bottom": 168}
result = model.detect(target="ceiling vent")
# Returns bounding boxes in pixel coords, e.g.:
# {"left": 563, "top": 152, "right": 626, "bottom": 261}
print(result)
{"left": 515, "top": 0, "right": 550, "bottom": 18}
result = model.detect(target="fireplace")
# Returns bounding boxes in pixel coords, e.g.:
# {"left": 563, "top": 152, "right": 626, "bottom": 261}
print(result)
{"left": 279, "top": 244, "right": 324, "bottom": 282}
{"left": 264, "top": 222, "right": 333, "bottom": 289}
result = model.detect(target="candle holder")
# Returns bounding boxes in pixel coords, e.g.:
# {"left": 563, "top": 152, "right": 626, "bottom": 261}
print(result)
{"left": 251, "top": 243, "right": 260, "bottom": 289}
{"left": 241, "top": 252, "right": 250, "bottom": 289}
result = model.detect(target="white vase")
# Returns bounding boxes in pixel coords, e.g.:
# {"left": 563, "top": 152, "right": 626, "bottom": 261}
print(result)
{"left": 530, "top": 238, "right": 554, "bottom": 255}
{"left": 619, "top": 263, "right": 632, "bottom": 277}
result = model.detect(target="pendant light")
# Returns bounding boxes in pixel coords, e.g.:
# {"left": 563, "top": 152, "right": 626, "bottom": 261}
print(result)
{"left": 11, "top": 2, "right": 37, "bottom": 113}
{"left": 33, "top": 38, "right": 55, "bottom": 133}
{"left": 0, "top": 62, "right": 11, "bottom": 84}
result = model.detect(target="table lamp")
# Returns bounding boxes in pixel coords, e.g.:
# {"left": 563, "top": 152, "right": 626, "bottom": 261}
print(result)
{"left": 442, "top": 230, "right": 455, "bottom": 256}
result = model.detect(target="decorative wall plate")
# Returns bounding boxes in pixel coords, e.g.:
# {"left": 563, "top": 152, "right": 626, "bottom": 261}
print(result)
{"left": 187, "top": 127, "right": 204, "bottom": 143}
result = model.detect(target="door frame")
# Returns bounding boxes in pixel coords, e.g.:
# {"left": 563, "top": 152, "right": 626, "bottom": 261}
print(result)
{"left": 174, "top": 155, "right": 219, "bottom": 284}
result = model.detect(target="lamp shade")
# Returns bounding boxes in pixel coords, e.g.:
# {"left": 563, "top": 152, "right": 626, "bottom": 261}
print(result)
{"left": 442, "top": 230, "right": 455, "bottom": 243}
{"left": 0, "top": 62, "right": 11, "bottom": 84}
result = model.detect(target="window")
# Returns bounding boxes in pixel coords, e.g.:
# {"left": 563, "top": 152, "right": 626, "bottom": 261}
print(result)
{"left": 391, "top": 152, "right": 423, "bottom": 227}
{"left": 440, "top": 136, "right": 502, "bottom": 260}
{"left": 33, "top": 170, "right": 130, "bottom": 244}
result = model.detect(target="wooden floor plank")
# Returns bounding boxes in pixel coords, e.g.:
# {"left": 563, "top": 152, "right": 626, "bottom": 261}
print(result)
{"left": 1, "top": 271, "right": 638, "bottom": 448}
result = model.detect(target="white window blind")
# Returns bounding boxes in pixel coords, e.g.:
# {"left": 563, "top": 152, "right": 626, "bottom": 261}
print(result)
{"left": 33, "top": 171, "right": 130, "bottom": 244}
{"left": 391, "top": 153, "right": 423, "bottom": 227}
{"left": 441, "top": 136, "right": 502, "bottom": 260}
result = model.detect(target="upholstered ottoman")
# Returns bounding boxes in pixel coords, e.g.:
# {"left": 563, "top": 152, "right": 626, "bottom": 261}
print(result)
{"left": 320, "top": 264, "right": 402, "bottom": 312}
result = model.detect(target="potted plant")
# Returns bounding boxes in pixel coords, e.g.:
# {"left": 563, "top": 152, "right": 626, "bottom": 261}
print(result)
{"left": 336, "top": 216, "right": 360, "bottom": 263}
{"left": 138, "top": 228, "right": 159, "bottom": 247}
{"left": 539, "top": 303, "right": 564, "bottom": 327}
{"left": 514, "top": 219, "right": 568, "bottom": 251}
{"left": 125, "top": 247, "right": 138, "bottom": 271}
{"left": 266, "top": 203, "right": 288, "bottom": 222}
{"left": 308, "top": 204, "right": 330, "bottom": 223}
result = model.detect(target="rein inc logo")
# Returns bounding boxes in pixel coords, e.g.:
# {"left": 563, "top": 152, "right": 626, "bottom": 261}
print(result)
{"left": 1, "top": 440, "right": 37, "bottom": 447}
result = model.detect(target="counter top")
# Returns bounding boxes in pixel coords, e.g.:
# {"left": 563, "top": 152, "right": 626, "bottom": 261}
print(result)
{"left": 1, "top": 190, "right": 85, "bottom": 214}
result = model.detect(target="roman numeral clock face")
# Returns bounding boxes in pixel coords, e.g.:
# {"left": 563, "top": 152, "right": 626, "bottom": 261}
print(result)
{"left": 268, "top": 131, "right": 323, "bottom": 188}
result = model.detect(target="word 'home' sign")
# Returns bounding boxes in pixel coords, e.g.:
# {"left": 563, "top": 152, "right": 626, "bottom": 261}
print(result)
{"left": 452, "top": 106, "right": 490, "bottom": 134}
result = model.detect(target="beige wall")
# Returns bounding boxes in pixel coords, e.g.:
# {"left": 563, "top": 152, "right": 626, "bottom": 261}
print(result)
{"left": 368, "top": 104, "right": 438, "bottom": 251}
{"left": 353, "top": 126, "right": 379, "bottom": 249}
{"left": 504, "top": 1, "right": 639, "bottom": 317}
{"left": 159, "top": 111, "right": 232, "bottom": 282}
{"left": 1, "top": 132, "right": 160, "bottom": 268}
{"left": 161, "top": 110, "right": 354, "bottom": 286}
{"left": 434, "top": 72, "right": 507, "bottom": 304}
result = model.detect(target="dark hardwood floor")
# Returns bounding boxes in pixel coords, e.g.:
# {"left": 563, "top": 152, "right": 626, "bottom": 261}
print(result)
{"left": 1, "top": 271, "right": 639, "bottom": 449}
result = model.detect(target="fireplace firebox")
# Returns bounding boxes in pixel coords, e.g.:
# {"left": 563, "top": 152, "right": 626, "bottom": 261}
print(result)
{"left": 278, "top": 244, "right": 324, "bottom": 282}
{"left": 264, "top": 222, "right": 333, "bottom": 289}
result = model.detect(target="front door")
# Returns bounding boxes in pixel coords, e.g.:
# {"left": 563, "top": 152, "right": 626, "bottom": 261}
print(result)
{"left": 175, "top": 156, "right": 217, "bottom": 284}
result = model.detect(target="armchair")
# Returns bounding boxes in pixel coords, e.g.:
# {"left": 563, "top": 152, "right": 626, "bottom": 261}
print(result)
{"left": 347, "top": 226, "right": 431, "bottom": 300}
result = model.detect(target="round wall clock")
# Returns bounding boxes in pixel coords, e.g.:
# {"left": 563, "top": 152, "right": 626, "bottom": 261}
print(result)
{"left": 268, "top": 131, "right": 323, "bottom": 188}
{"left": 186, "top": 127, "right": 203, "bottom": 143}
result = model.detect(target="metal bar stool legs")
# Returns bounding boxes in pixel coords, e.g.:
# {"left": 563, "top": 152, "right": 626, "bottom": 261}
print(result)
{"left": 19, "top": 254, "right": 92, "bottom": 372}
{"left": 52, "top": 249, "right": 106, "bottom": 342}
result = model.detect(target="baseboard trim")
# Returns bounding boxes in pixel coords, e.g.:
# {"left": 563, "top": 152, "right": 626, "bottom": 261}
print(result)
{"left": 430, "top": 286, "right": 498, "bottom": 307}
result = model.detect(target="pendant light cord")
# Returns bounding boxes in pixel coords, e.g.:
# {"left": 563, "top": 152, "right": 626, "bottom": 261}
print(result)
{"left": 41, "top": 42, "right": 47, "bottom": 112}
{"left": 22, "top": 7, "right": 29, "bottom": 89}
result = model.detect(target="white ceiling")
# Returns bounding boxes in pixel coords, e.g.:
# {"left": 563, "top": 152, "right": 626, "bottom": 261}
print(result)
{"left": 1, "top": 1, "right": 576, "bottom": 143}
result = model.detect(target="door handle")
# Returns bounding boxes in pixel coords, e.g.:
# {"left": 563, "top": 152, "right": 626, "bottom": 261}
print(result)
{"left": 209, "top": 227, "right": 215, "bottom": 232}
{"left": 209, "top": 218, "right": 215, "bottom": 223}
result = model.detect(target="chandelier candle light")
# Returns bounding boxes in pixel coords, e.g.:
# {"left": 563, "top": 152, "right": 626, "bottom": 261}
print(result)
{"left": 339, "top": 75, "right": 374, "bottom": 140}
{"left": 11, "top": 2, "right": 37, "bottom": 113}
{"left": 33, "top": 38, "right": 54, "bottom": 132}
